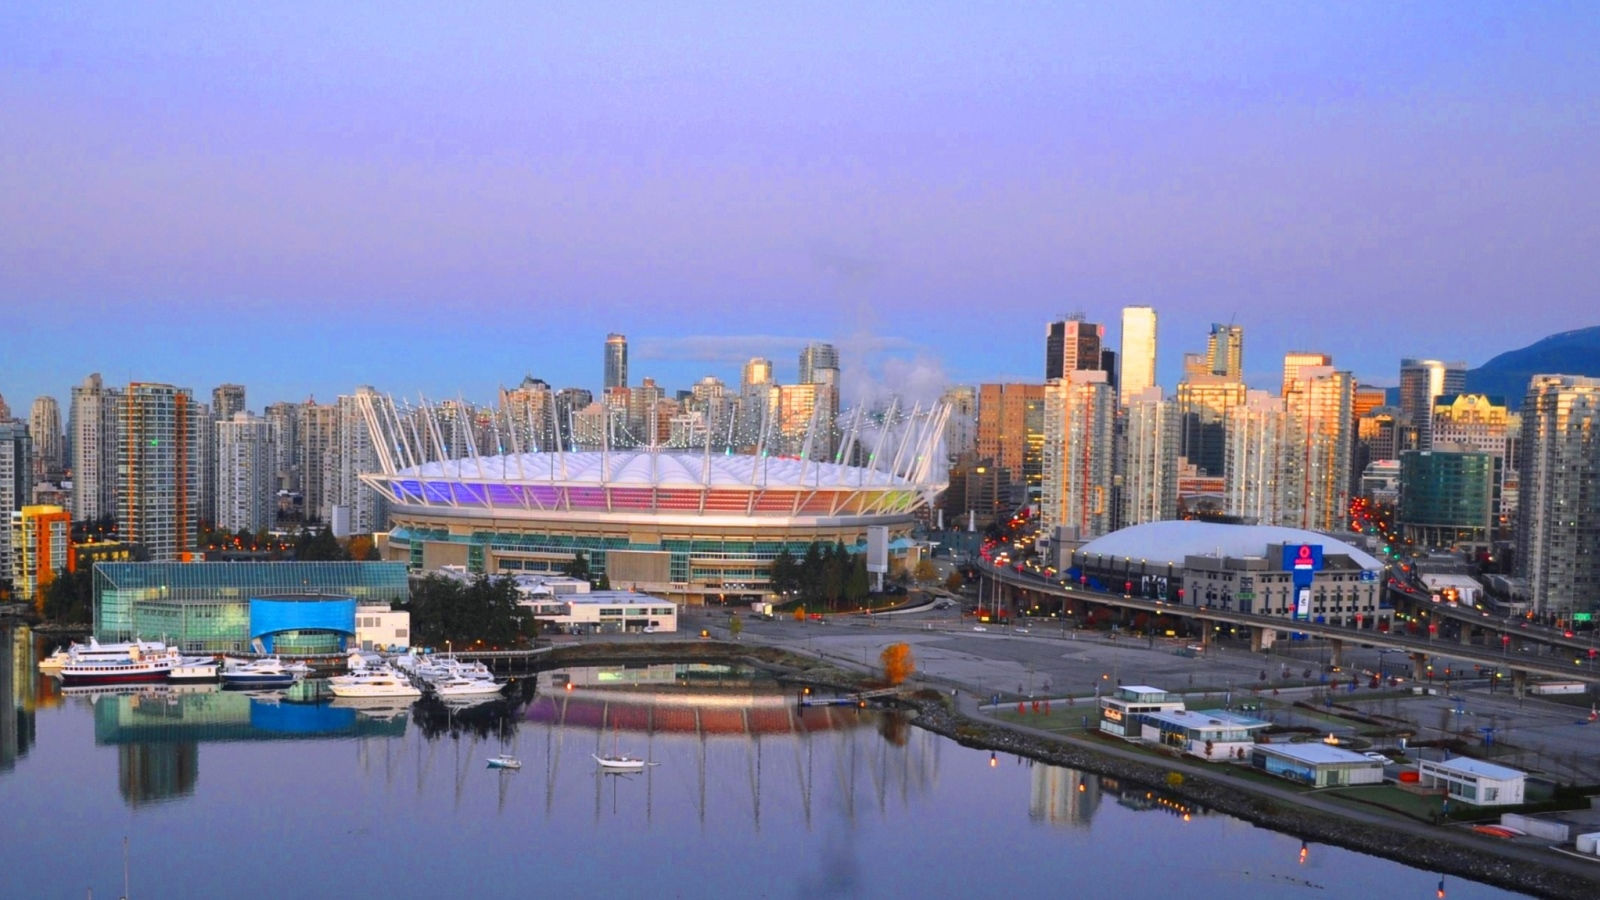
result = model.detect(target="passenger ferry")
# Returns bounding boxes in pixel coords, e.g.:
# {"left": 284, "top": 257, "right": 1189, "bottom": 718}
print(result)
{"left": 57, "top": 639, "right": 181, "bottom": 685}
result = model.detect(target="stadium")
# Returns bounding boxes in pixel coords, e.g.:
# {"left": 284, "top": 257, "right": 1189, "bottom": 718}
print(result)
{"left": 358, "top": 395, "right": 949, "bottom": 604}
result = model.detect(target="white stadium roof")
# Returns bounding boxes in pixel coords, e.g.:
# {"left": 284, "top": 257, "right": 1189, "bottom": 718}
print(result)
{"left": 1075, "top": 521, "right": 1383, "bottom": 570}
{"left": 393, "top": 450, "right": 926, "bottom": 490}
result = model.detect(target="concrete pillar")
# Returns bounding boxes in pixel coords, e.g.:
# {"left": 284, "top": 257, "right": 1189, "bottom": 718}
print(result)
{"left": 1328, "top": 639, "right": 1344, "bottom": 668}
{"left": 1199, "top": 622, "right": 1213, "bottom": 650}
{"left": 1511, "top": 669, "right": 1527, "bottom": 699}
{"left": 1458, "top": 626, "right": 1473, "bottom": 647}
{"left": 1410, "top": 652, "right": 1429, "bottom": 680}
{"left": 1250, "top": 626, "right": 1276, "bottom": 653}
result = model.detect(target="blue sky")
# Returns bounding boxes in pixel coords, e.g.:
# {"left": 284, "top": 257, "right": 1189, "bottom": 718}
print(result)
{"left": 3, "top": 2, "right": 1596, "bottom": 413}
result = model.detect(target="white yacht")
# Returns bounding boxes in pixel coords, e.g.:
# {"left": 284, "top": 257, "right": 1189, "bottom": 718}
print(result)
{"left": 431, "top": 675, "right": 503, "bottom": 699}
{"left": 170, "top": 656, "right": 220, "bottom": 682}
{"left": 221, "top": 657, "right": 308, "bottom": 689}
{"left": 329, "top": 668, "right": 421, "bottom": 698}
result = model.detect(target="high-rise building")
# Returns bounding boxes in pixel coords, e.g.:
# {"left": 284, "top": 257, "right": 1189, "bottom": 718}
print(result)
{"left": 1353, "top": 384, "right": 1387, "bottom": 420}
{"left": 798, "top": 342, "right": 840, "bottom": 386}
{"left": 940, "top": 385, "right": 978, "bottom": 460}
{"left": 264, "top": 401, "right": 301, "bottom": 494}
{"left": 1181, "top": 353, "right": 1209, "bottom": 381}
{"left": 333, "top": 387, "right": 387, "bottom": 536}
{"left": 977, "top": 383, "right": 1047, "bottom": 498}
{"left": 689, "top": 377, "right": 733, "bottom": 444}
{"left": 0, "top": 422, "right": 35, "bottom": 579}
{"left": 69, "top": 374, "right": 121, "bottom": 525}
{"left": 1176, "top": 375, "right": 1247, "bottom": 477}
{"left": 299, "top": 400, "right": 339, "bottom": 524}
{"left": 1281, "top": 352, "right": 1333, "bottom": 397}
{"left": 28, "top": 396, "right": 62, "bottom": 482}
{"left": 1119, "top": 387, "right": 1178, "bottom": 528}
{"left": 1516, "top": 375, "right": 1600, "bottom": 618}
{"left": 211, "top": 384, "right": 246, "bottom": 421}
{"left": 1399, "top": 359, "right": 1467, "bottom": 449}
{"left": 1040, "top": 371, "right": 1115, "bottom": 539}
{"left": 1205, "top": 324, "right": 1244, "bottom": 380}
{"left": 553, "top": 388, "right": 593, "bottom": 449}
{"left": 499, "top": 376, "right": 557, "bottom": 454}
{"left": 1045, "top": 316, "right": 1103, "bottom": 381}
{"left": 1432, "top": 393, "right": 1517, "bottom": 534}
{"left": 1224, "top": 391, "right": 1290, "bottom": 525}
{"left": 1284, "top": 366, "right": 1355, "bottom": 532}
{"left": 738, "top": 358, "right": 776, "bottom": 445}
{"left": 215, "top": 412, "right": 276, "bottom": 534}
{"left": 1118, "top": 307, "right": 1157, "bottom": 403}
{"left": 117, "top": 383, "right": 206, "bottom": 561}
{"left": 10, "top": 504, "right": 69, "bottom": 610}
{"left": 604, "top": 333, "right": 629, "bottom": 390}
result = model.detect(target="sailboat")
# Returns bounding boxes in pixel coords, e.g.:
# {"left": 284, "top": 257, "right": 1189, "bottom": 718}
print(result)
{"left": 593, "top": 720, "right": 655, "bottom": 771}
{"left": 487, "top": 706, "right": 521, "bottom": 769}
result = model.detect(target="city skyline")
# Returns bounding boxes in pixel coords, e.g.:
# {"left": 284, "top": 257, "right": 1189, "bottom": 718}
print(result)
{"left": 4, "top": 4, "right": 1598, "bottom": 409}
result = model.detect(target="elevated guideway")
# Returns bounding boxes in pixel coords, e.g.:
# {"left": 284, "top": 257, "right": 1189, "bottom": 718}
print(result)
{"left": 982, "top": 565, "right": 1600, "bottom": 690}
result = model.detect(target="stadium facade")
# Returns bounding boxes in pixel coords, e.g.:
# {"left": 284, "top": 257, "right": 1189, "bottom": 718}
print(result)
{"left": 356, "top": 394, "right": 949, "bottom": 604}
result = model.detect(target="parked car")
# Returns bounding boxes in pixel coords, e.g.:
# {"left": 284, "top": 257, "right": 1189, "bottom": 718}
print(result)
{"left": 972, "top": 625, "right": 988, "bottom": 632}
{"left": 1363, "top": 752, "right": 1393, "bottom": 765}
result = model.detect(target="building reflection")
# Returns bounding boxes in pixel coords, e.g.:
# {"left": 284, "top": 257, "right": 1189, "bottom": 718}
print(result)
{"left": 1102, "top": 775, "right": 1211, "bottom": 820}
{"left": 89, "top": 686, "right": 409, "bottom": 806}
{"left": 2, "top": 625, "right": 39, "bottom": 772}
{"left": 1028, "top": 764, "right": 1101, "bottom": 827}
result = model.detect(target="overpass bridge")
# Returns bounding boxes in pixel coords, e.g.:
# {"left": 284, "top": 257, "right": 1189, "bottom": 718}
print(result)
{"left": 982, "top": 566, "right": 1600, "bottom": 693}
{"left": 1385, "top": 577, "right": 1600, "bottom": 657}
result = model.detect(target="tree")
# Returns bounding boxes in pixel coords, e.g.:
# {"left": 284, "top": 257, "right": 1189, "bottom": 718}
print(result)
{"left": 42, "top": 566, "right": 93, "bottom": 625}
{"left": 944, "top": 570, "right": 965, "bottom": 593}
{"left": 823, "top": 542, "right": 849, "bottom": 608}
{"left": 563, "top": 551, "right": 591, "bottom": 581}
{"left": 729, "top": 614, "right": 743, "bottom": 640}
{"left": 294, "top": 525, "right": 347, "bottom": 561}
{"left": 914, "top": 558, "right": 938, "bottom": 584}
{"left": 347, "top": 534, "right": 376, "bottom": 562}
{"left": 881, "top": 642, "right": 914, "bottom": 686}
{"left": 800, "top": 542, "right": 824, "bottom": 602}
{"left": 845, "top": 552, "right": 870, "bottom": 606}
{"left": 769, "top": 548, "right": 800, "bottom": 598}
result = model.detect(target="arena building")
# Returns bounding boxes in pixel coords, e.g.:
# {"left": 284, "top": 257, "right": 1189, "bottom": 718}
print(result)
{"left": 1065, "top": 520, "right": 1390, "bottom": 631}
{"left": 357, "top": 396, "right": 949, "bottom": 604}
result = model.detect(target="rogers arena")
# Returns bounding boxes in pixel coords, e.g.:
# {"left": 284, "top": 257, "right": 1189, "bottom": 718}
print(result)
{"left": 357, "top": 396, "right": 949, "bottom": 604}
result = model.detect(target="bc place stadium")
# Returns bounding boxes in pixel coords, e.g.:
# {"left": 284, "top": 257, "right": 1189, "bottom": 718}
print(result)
{"left": 356, "top": 395, "right": 949, "bottom": 604}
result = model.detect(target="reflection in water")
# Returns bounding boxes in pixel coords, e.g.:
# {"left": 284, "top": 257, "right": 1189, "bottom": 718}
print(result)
{"left": 1029, "top": 764, "right": 1101, "bottom": 827}
{"left": 2, "top": 625, "right": 38, "bottom": 771}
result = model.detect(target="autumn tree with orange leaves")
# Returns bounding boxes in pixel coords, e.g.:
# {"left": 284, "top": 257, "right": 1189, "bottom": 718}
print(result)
{"left": 880, "top": 642, "right": 914, "bottom": 686}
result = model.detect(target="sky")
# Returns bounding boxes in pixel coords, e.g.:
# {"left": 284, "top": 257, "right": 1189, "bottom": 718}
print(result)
{"left": 3, "top": 2, "right": 1597, "bottom": 415}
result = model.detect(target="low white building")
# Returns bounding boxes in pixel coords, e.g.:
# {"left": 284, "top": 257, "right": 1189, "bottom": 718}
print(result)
{"left": 532, "top": 590, "right": 679, "bottom": 634}
{"left": 511, "top": 574, "right": 591, "bottom": 601}
{"left": 1417, "top": 757, "right": 1526, "bottom": 806}
{"left": 1138, "top": 709, "right": 1269, "bottom": 761}
{"left": 355, "top": 604, "right": 411, "bottom": 651}
{"left": 1252, "top": 743, "right": 1384, "bottom": 787}
{"left": 1099, "top": 685, "right": 1185, "bottom": 739}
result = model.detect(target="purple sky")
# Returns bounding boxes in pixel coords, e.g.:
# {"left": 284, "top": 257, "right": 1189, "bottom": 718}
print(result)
{"left": 3, "top": 2, "right": 1597, "bottom": 414}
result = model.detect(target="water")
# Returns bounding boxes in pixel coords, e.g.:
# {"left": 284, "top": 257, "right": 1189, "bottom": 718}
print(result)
{"left": 2, "top": 626, "right": 1522, "bottom": 899}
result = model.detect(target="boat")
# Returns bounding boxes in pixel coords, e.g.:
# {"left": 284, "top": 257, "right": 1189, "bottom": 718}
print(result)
{"left": 58, "top": 640, "right": 181, "bottom": 685}
{"left": 221, "top": 657, "right": 307, "bottom": 689}
{"left": 170, "top": 656, "right": 220, "bottom": 682}
{"left": 592, "top": 753, "right": 650, "bottom": 772}
{"left": 37, "top": 644, "right": 82, "bottom": 672}
{"left": 487, "top": 754, "right": 522, "bottom": 770}
{"left": 328, "top": 668, "right": 422, "bottom": 698}
{"left": 431, "top": 675, "right": 503, "bottom": 698}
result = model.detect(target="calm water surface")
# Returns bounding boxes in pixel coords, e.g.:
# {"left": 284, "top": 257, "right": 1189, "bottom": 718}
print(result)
{"left": 1, "top": 627, "right": 1522, "bottom": 899}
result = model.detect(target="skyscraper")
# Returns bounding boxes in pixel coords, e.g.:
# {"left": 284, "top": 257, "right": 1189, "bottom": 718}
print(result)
{"left": 1284, "top": 365, "right": 1355, "bottom": 532}
{"left": 215, "top": 412, "right": 275, "bottom": 533}
{"left": 264, "top": 401, "right": 301, "bottom": 493}
{"left": 1045, "top": 316, "right": 1103, "bottom": 381}
{"left": 1205, "top": 324, "right": 1244, "bottom": 379}
{"left": 977, "top": 383, "right": 1046, "bottom": 496}
{"left": 1398, "top": 359, "right": 1467, "bottom": 449}
{"left": 0, "top": 422, "right": 34, "bottom": 578}
{"left": 1118, "top": 307, "right": 1157, "bottom": 403}
{"left": 211, "top": 384, "right": 246, "bottom": 421}
{"left": 1119, "top": 387, "right": 1178, "bottom": 528}
{"left": 118, "top": 383, "right": 206, "bottom": 561}
{"left": 1176, "top": 375, "right": 1247, "bottom": 477}
{"left": 797, "top": 343, "right": 840, "bottom": 458}
{"left": 798, "top": 342, "right": 840, "bottom": 385}
{"left": 1040, "top": 370, "right": 1115, "bottom": 539}
{"left": 604, "top": 333, "right": 629, "bottom": 390}
{"left": 10, "top": 504, "right": 68, "bottom": 610}
{"left": 1281, "top": 352, "right": 1333, "bottom": 397}
{"left": 1516, "top": 375, "right": 1600, "bottom": 618}
{"left": 333, "top": 387, "right": 387, "bottom": 535}
{"left": 28, "top": 396, "right": 62, "bottom": 482}
{"left": 1224, "top": 391, "right": 1289, "bottom": 524}
{"left": 940, "top": 385, "right": 978, "bottom": 460}
{"left": 69, "top": 373, "right": 121, "bottom": 524}
{"left": 298, "top": 399, "right": 339, "bottom": 524}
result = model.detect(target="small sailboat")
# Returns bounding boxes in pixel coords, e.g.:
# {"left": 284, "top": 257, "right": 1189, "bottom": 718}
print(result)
{"left": 487, "top": 754, "right": 522, "bottom": 770}
{"left": 592, "top": 753, "right": 649, "bottom": 772}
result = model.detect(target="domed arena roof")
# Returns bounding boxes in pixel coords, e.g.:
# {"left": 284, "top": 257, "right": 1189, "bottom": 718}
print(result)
{"left": 1074, "top": 521, "right": 1383, "bottom": 571}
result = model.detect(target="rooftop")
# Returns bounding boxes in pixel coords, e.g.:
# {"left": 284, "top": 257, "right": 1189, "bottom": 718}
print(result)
{"left": 1142, "top": 709, "right": 1270, "bottom": 730}
{"left": 1429, "top": 757, "right": 1526, "bottom": 781}
{"left": 1076, "top": 521, "right": 1383, "bottom": 570}
{"left": 1254, "top": 742, "right": 1379, "bottom": 766}
{"left": 393, "top": 450, "right": 928, "bottom": 490}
